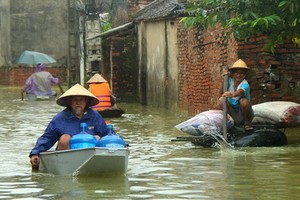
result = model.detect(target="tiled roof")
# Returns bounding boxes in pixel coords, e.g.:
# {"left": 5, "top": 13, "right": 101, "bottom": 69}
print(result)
{"left": 134, "top": 0, "right": 184, "bottom": 21}
{"left": 85, "top": 0, "right": 186, "bottom": 40}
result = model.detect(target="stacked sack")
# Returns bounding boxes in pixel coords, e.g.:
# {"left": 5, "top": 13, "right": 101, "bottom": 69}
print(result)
{"left": 252, "top": 101, "right": 300, "bottom": 127}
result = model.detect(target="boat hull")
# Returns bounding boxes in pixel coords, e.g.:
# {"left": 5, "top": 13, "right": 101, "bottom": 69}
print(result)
{"left": 174, "top": 127, "right": 288, "bottom": 148}
{"left": 26, "top": 94, "right": 56, "bottom": 101}
{"left": 97, "top": 108, "right": 125, "bottom": 118}
{"left": 232, "top": 128, "right": 287, "bottom": 147}
{"left": 39, "top": 147, "right": 129, "bottom": 175}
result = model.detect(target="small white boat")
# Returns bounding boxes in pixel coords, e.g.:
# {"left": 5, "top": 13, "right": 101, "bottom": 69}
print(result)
{"left": 26, "top": 94, "right": 56, "bottom": 101}
{"left": 39, "top": 147, "right": 129, "bottom": 175}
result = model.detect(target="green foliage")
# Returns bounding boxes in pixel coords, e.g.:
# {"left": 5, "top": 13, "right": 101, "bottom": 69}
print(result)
{"left": 101, "top": 22, "right": 112, "bottom": 32}
{"left": 100, "top": 13, "right": 112, "bottom": 32}
{"left": 181, "top": 0, "right": 300, "bottom": 52}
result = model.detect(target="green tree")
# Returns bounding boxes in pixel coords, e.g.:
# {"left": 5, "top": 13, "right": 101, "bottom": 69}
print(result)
{"left": 181, "top": 0, "right": 300, "bottom": 52}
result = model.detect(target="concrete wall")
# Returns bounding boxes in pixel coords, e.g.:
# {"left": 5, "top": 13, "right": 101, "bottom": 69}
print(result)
{"left": 9, "top": 0, "right": 69, "bottom": 67}
{"left": 137, "top": 19, "right": 178, "bottom": 110}
{"left": 166, "top": 20, "right": 179, "bottom": 111}
{"left": 0, "top": 0, "right": 78, "bottom": 87}
{"left": 0, "top": 0, "right": 11, "bottom": 66}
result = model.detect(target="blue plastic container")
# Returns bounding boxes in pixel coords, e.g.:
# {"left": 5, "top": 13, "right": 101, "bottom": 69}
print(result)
{"left": 69, "top": 123, "right": 97, "bottom": 149}
{"left": 96, "top": 124, "right": 126, "bottom": 148}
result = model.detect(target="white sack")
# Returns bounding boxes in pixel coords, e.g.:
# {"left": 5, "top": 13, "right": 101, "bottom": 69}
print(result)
{"left": 175, "top": 110, "right": 234, "bottom": 136}
{"left": 252, "top": 101, "right": 300, "bottom": 126}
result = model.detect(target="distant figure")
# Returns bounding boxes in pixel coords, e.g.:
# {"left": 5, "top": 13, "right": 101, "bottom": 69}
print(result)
{"left": 87, "top": 73, "right": 116, "bottom": 111}
{"left": 21, "top": 63, "right": 59, "bottom": 98}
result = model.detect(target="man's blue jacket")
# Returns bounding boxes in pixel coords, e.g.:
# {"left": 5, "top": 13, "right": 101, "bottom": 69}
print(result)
{"left": 29, "top": 107, "right": 107, "bottom": 157}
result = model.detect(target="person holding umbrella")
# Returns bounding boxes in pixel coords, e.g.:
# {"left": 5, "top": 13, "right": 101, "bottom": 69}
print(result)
{"left": 21, "top": 63, "right": 60, "bottom": 100}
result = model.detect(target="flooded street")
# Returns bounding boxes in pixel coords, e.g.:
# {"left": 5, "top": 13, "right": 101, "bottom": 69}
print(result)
{"left": 0, "top": 86, "right": 300, "bottom": 199}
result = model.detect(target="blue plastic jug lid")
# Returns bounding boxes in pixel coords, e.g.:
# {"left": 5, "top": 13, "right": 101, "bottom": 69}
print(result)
{"left": 80, "top": 123, "right": 87, "bottom": 128}
{"left": 107, "top": 124, "right": 113, "bottom": 129}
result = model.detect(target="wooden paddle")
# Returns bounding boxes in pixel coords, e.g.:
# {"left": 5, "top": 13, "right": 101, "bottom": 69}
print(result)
{"left": 21, "top": 90, "right": 24, "bottom": 101}
{"left": 57, "top": 83, "right": 64, "bottom": 94}
{"left": 222, "top": 66, "right": 229, "bottom": 141}
{"left": 52, "top": 74, "right": 64, "bottom": 94}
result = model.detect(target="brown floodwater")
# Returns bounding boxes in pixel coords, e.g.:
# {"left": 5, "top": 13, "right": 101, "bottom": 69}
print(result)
{"left": 0, "top": 86, "right": 300, "bottom": 199}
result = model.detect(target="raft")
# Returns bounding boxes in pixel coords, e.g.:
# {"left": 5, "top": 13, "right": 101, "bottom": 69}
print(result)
{"left": 173, "top": 125, "right": 287, "bottom": 147}
{"left": 173, "top": 107, "right": 296, "bottom": 148}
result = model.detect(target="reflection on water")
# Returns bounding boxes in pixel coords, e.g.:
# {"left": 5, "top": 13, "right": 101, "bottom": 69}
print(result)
{"left": 0, "top": 87, "right": 300, "bottom": 199}
{"left": 31, "top": 173, "right": 129, "bottom": 199}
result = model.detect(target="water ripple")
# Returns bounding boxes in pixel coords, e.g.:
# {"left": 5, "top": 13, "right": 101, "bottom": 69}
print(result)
{"left": 0, "top": 88, "right": 300, "bottom": 199}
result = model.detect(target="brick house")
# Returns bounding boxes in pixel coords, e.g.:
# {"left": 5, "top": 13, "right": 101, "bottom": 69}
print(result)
{"left": 98, "top": 0, "right": 300, "bottom": 115}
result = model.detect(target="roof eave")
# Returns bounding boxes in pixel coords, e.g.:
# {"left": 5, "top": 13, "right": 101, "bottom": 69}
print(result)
{"left": 86, "top": 22, "right": 134, "bottom": 41}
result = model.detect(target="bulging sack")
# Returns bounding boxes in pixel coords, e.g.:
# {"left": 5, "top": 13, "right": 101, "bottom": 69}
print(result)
{"left": 252, "top": 101, "right": 300, "bottom": 126}
{"left": 175, "top": 110, "right": 234, "bottom": 136}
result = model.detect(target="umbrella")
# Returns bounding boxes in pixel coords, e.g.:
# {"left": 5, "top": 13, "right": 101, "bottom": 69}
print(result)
{"left": 16, "top": 50, "right": 56, "bottom": 64}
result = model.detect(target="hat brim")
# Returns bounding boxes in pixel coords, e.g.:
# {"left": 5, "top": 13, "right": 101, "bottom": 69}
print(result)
{"left": 229, "top": 68, "right": 256, "bottom": 81}
{"left": 56, "top": 83, "right": 99, "bottom": 107}
{"left": 229, "top": 65, "right": 249, "bottom": 70}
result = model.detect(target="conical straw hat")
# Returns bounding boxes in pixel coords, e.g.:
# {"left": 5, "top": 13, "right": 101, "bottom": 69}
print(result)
{"left": 87, "top": 73, "right": 107, "bottom": 83}
{"left": 229, "top": 59, "right": 249, "bottom": 70}
{"left": 56, "top": 83, "right": 99, "bottom": 107}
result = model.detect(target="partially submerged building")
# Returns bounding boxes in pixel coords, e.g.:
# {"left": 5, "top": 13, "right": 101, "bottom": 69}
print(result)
{"left": 0, "top": 0, "right": 299, "bottom": 114}
{"left": 95, "top": 0, "right": 300, "bottom": 114}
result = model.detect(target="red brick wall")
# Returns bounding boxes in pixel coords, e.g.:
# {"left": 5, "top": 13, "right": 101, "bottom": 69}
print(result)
{"left": 236, "top": 36, "right": 300, "bottom": 104}
{"left": 177, "top": 23, "right": 236, "bottom": 114}
{"left": 0, "top": 67, "right": 67, "bottom": 86}
{"left": 177, "top": 23, "right": 300, "bottom": 115}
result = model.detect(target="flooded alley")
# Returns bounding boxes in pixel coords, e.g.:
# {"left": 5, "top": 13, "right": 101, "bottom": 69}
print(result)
{"left": 0, "top": 86, "right": 300, "bottom": 199}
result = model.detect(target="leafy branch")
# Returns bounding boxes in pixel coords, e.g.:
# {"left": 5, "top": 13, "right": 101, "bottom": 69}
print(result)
{"left": 181, "top": 0, "right": 300, "bottom": 53}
